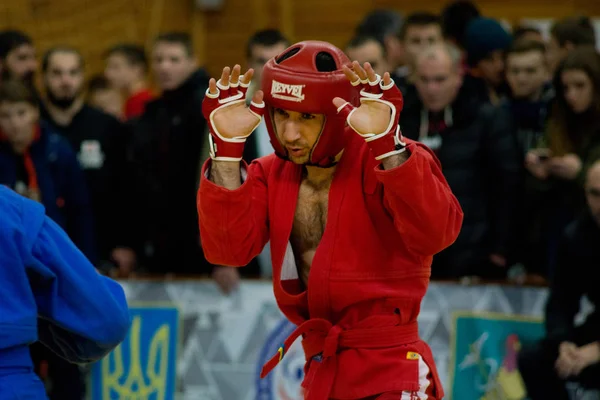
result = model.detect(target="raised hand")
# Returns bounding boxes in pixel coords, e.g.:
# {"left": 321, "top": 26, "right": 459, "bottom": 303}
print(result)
{"left": 202, "top": 64, "right": 265, "bottom": 161}
{"left": 333, "top": 61, "right": 406, "bottom": 161}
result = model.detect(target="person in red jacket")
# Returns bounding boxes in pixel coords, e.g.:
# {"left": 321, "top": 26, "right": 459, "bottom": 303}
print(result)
{"left": 197, "top": 41, "right": 463, "bottom": 400}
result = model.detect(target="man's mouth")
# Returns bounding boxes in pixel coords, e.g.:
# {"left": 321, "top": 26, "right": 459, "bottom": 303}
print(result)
{"left": 287, "top": 147, "right": 306, "bottom": 157}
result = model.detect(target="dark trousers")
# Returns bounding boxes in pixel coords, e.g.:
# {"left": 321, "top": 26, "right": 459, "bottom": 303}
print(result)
{"left": 518, "top": 336, "right": 600, "bottom": 400}
{"left": 30, "top": 342, "right": 86, "bottom": 400}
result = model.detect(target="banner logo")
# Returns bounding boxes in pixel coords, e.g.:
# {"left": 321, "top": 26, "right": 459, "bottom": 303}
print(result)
{"left": 91, "top": 306, "right": 179, "bottom": 400}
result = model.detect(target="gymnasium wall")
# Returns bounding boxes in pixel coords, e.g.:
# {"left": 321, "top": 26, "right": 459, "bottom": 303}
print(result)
{"left": 1, "top": 0, "right": 599, "bottom": 86}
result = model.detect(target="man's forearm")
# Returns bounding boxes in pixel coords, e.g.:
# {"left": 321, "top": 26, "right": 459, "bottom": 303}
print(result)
{"left": 209, "top": 161, "right": 242, "bottom": 190}
{"left": 381, "top": 150, "right": 410, "bottom": 170}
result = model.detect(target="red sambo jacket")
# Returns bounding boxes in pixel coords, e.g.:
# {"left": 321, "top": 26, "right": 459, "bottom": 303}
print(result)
{"left": 197, "top": 134, "right": 463, "bottom": 399}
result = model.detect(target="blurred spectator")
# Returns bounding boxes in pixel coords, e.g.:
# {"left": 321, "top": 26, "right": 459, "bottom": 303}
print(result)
{"left": 87, "top": 74, "right": 124, "bottom": 120}
{"left": 512, "top": 25, "right": 545, "bottom": 43}
{"left": 440, "top": 0, "right": 481, "bottom": 52}
{"left": 505, "top": 40, "right": 553, "bottom": 155}
{"left": 0, "top": 79, "right": 95, "bottom": 400}
{"left": 504, "top": 39, "right": 554, "bottom": 279}
{"left": 128, "top": 32, "right": 221, "bottom": 278}
{"left": 345, "top": 35, "right": 389, "bottom": 76}
{"left": 401, "top": 43, "right": 521, "bottom": 279}
{"left": 397, "top": 12, "right": 443, "bottom": 85}
{"left": 0, "top": 79, "right": 95, "bottom": 259}
{"left": 464, "top": 17, "right": 513, "bottom": 104}
{"left": 104, "top": 43, "right": 154, "bottom": 120}
{"left": 246, "top": 29, "right": 289, "bottom": 98}
{"left": 525, "top": 46, "right": 600, "bottom": 277}
{"left": 0, "top": 30, "right": 39, "bottom": 97}
{"left": 518, "top": 160, "right": 600, "bottom": 400}
{"left": 243, "top": 29, "right": 290, "bottom": 278}
{"left": 244, "top": 29, "right": 289, "bottom": 161}
{"left": 355, "top": 9, "right": 405, "bottom": 79}
{"left": 40, "top": 47, "right": 132, "bottom": 273}
{"left": 547, "top": 16, "right": 597, "bottom": 74}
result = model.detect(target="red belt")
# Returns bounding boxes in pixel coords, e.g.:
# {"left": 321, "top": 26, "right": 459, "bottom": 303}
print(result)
{"left": 260, "top": 318, "right": 420, "bottom": 400}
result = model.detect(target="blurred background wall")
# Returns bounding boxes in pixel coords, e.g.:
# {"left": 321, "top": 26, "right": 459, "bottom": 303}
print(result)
{"left": 2, "top": 0, "right": 600, "bottom": 79}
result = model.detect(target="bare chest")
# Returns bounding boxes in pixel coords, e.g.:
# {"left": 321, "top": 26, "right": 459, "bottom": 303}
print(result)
{"left": 289, "top": 180, "right": 331, "bottom": 287}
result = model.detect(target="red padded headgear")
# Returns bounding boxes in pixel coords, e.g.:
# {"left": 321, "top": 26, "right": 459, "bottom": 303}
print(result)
{"left": 261, "top": 41, "right": 360, "bottom": 167}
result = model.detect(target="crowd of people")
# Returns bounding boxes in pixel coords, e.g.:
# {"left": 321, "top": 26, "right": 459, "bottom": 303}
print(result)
{"left": 1, "top": 0, "right": 600, "bottom": 398}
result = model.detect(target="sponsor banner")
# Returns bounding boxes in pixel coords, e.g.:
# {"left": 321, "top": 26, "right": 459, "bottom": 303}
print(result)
{"left": 450, "top": 312, "right": 545, "bottom": 400}
{"left": 86, "top": 281, "right": 548, "bottom": 399}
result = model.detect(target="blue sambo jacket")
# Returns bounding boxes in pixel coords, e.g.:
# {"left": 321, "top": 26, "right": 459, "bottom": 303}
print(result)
{"left": 0, "top": 186, "right": 131, "bottom": 398}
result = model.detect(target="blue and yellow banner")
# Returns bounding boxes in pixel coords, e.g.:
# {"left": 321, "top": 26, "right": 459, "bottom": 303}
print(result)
{"left": 90, "top": 305, "right": 180, "bottom": 400}
{"left": 450, "top": 312, "right": 544, "bottom": 400}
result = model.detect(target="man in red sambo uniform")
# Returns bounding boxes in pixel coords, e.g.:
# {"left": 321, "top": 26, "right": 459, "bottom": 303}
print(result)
{"left": 197, "top": 41, "right": 463, "bottom": 399}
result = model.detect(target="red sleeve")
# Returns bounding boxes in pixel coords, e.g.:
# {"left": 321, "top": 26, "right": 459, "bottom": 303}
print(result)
{"left": 196, "top": 158, "right": 270, "bottom": 267}
{"left": 374, "top": 141, "right": 463, "bottom": 256}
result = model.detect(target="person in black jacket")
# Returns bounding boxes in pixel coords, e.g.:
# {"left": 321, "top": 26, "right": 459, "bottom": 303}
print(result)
{"left": 128, "top": 32, "right": 259, "bottom": 288}
{"left": 401, "top": 42, "right": 520, "bottom": 279}
{"left": 518, "top": 160, "right": 600, "bottom": 399}
{"left": 40, "top": 47, "right": 132, "bottom": 273}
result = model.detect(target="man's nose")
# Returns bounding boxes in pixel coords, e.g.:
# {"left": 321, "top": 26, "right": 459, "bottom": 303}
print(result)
{"left": 282, "top": 121, "right": 301, "bottom": 142}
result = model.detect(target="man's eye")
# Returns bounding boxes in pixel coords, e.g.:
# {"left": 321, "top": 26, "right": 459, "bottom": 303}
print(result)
{"left": 302, "top": 114, "right": 315, "bottom": 120}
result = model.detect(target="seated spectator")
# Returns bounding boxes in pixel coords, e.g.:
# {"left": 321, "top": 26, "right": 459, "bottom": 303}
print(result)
{"left": 525, "top": 46, "right": 600, "bottom": 277}
{"left": 87, "top": 74, "right": 124, "bottom": 120}
{"left": 104, "top": 43, "right": 154, "bottom": 120}
{"left": 518, "top": 160, "right": 600, "bottom": 400}
{"left": 512, "top": 25, "right": 545, "bottom": 43}
{"left": 464, "top": 17, "right": 513, "bottom": 104}
{"left": 547, "top": 15, "right": 596, "bottom": 74}
{"left": 345, "top": 35, "right": 390, "bottom": 77}
{"left": 401, "top": 43, "right": 520, "bottom": 280}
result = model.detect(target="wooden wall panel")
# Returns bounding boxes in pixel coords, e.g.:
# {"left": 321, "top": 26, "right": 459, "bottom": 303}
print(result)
{"left": 1, "top": 0, "right": 599, "bottom": 84}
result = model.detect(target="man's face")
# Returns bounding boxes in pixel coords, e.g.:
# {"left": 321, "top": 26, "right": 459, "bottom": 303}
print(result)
{"left": 152, "top": 42, "right": 196, "bottom": 91}
{"left": 0, "top": 101, "right": 39, "bottom": 149}
{"left": 346, "top": 39, "right": 389, "bottom": 76}
{"left": 272, "top": 108, "right": 325, "bottom": 164}
{"left": 247, "top": 42, "right": 288, "bottom": 85}
{"left": 562, "top": 68, "right": 594, "bottom": 114}
{"left": 414, "top": 53, "right": 462, "bottom": 112}
{"left": 586, "top": 166, "right": 600, "bottom": 226}
{"left": 476, "top": 50, "right": 506, "bottom": 88}
{"left": 403, "top": 24, "right": 443, "bottom": 66}
{"left": 44, "top": 52, "right": 84, "bottom": 109}
{"left": 506, "top": 50, "right": 549, "bottom": 100}
{"left": 2, "top": 44, "right": 38, "bottom": 85}
{"left": 105, "top": 53, "right": 138, "bottom": 90}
